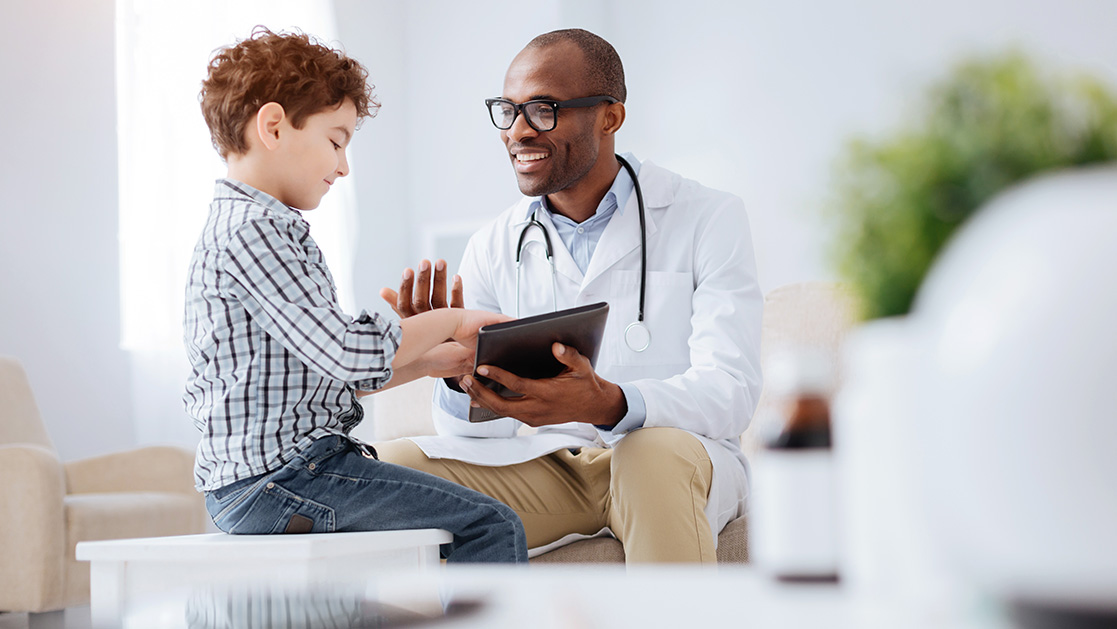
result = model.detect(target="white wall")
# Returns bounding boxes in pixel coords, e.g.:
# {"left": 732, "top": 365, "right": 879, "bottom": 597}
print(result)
{"left": 0, "top": 0, "right": 135, "bottom": 461}
{"left": 4, "top": 0, "right": 1116, "bottom": 460}
{"left": 335, "top": 0, "right": 1117, "bottom": 306}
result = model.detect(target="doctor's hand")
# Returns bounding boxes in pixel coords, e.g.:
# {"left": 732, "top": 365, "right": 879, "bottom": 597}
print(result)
{"left": 460, "top": 343, "right": 627, "bottom": 428}
{"left": 380, "top": 259, "right": 464, "bottom": 318}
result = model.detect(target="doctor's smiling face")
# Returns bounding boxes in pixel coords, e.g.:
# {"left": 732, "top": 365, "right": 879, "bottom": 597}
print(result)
{"left": 499, "top": 39, "right": 625, "bottom": 217}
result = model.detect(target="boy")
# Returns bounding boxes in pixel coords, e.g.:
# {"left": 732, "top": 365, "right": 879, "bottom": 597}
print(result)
{"left": 183, "top": 28, "right": 527, "bottom": 563}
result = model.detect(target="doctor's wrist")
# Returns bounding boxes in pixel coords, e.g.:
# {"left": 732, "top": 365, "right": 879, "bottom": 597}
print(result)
{"left": 591, "top": 383, "right": 628, "bottom": 429}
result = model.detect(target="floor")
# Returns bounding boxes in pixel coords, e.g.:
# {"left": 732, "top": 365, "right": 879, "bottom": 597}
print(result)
{"left": 0, "top": 608, "right": 90, "bottom": 629}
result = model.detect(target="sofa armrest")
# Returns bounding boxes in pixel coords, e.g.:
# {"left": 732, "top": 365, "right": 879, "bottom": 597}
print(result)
{"left": 0, "top": 444, "right": 66, "bottom": 612}
{"left": 64, "top": 445, "right": 197, "bottom": 495}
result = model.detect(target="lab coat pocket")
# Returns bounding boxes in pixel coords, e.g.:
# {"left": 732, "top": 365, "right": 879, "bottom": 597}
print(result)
{"left": 607, "top": 270, "right": 693, "bottom": 366}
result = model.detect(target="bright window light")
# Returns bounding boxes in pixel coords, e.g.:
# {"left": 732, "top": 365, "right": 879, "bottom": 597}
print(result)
{"left": 115, "top": 0, "right": 357, "bottom": 351}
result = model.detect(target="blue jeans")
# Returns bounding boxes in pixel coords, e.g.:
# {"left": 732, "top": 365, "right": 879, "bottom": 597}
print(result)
{"left": 204, "top": 436, "right": 527, "bottom": 563}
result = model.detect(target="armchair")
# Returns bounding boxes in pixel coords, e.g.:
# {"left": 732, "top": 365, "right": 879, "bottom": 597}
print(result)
{"left": 0, "top": 356, "right": 206, "bottom": 613}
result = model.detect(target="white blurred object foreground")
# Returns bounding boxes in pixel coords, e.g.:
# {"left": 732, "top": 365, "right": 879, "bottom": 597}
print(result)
{"left": 837, "top": 165, "right": 1117, "bottom": 618}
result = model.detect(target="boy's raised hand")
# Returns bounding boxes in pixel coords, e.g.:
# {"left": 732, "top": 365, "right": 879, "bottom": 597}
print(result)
{"left": 380, "top": 259, "right": 463, "bottom": 318}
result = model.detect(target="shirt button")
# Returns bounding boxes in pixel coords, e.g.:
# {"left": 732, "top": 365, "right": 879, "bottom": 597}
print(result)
{"left": 577, "top": 227, "right": 585, "bottom": 234}
{"left": 308, "top": 463, "right": 316, "bottom": 470}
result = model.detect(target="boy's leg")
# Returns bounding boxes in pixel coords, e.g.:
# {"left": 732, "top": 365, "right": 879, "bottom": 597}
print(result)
{"left": 607, "top": 427, "right": 715, "bottom": 563}
{"left": 205, "top": 436, "right": 527, "bottom": 563}
{"left": 376, "top": 439, "right": 612, "bottom": 550}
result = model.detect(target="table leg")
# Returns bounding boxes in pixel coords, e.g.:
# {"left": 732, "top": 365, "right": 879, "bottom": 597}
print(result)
{"left": 88, "top": 560, "right": 125, "bottom": 629}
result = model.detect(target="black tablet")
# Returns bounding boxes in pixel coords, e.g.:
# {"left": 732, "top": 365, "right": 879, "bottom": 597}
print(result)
{"left": 467, "top": 302, "right": 610, "bottom": 422}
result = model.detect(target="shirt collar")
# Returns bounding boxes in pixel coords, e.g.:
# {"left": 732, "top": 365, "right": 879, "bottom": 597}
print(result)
{"left": 521, "top": 153, "right": 641, "bottom": 222}
{"left": 215, "top": 178, "right": 307, "bottom": 224}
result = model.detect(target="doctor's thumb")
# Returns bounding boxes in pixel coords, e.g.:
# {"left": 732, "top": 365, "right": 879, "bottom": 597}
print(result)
{"left": 553, "top": 342, "right": 581, "bottom": 364}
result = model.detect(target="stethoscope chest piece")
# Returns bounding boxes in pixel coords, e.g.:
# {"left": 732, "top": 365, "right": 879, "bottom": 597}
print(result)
{"left": 624, "top": 321, "right": 651, "bottom": 352}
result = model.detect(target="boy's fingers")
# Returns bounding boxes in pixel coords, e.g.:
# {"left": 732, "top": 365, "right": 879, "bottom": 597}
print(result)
{"left": 450, "top": 275, "right": 465, "bottom": 309}
{"left": 430, "top": 259, "right": 448, "bottom": 309}
{"left": 379, "top": 287, "right": 403, "bottom": 317}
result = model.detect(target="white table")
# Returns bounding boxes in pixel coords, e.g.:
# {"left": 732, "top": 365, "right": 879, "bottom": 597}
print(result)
{"left": 397, "top": 566, "right": 1009, "bottom": 629}
{"left": 76, "top": 528, "right": 450, "bottom": 629}
{"left": 77, "top": 533, "right": 1017, "bottom": 629}
{"left": 90, "top": 564, "right": 1014, "bottom": 629}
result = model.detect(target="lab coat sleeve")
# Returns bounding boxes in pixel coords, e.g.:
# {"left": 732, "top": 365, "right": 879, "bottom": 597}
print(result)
{"left": 631, "top": 194, "right": 763, "bottom": 441}
{"left": 430, "top": 227, "right": 522, "bottom": 438}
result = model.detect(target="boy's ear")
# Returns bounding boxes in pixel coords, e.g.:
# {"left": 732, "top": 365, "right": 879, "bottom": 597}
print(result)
{"left": 255, "top": 102, "right": 286, "bottom": 150}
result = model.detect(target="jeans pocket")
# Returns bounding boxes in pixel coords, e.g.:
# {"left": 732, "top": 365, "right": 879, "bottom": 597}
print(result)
{"left": 224, "top": 480, "right": 337, "bottom": 535}
{"left": 206, "top": 475, "right": 269, "bottom": 524}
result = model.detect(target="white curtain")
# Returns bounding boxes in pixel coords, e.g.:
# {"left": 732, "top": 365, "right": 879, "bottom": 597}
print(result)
{"left": 116, "top": 0, "right": 359, "bottom": 445}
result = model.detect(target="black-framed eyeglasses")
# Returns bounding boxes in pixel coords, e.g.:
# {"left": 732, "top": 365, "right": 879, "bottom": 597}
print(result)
{"left": 485, "top": 95, "right": 618, "bottom": 132}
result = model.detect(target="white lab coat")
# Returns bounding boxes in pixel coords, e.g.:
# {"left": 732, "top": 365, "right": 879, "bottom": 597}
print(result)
{"left": 409, "top": 159, "right": 763, "bottom": 548}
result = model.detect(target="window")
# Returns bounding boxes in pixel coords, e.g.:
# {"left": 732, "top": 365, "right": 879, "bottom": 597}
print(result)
{"left": 115, "top": 0, "right": 358, "bottom": 352}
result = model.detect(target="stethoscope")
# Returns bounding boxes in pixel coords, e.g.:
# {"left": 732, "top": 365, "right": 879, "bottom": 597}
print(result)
{"left": 515, "top": 154, "right": 651, "bottom": 352}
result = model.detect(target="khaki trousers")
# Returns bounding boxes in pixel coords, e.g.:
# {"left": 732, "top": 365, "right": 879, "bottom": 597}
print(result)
{"left": 375, "top": 427, "right": 715, "bottom": 563}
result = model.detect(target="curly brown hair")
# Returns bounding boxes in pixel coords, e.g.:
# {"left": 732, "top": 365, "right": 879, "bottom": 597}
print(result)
{"left": 200, "top": 27, "right": 378, "bottom": 159}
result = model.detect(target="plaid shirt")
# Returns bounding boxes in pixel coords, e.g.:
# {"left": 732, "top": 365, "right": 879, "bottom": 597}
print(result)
{"left": 183, "top": 179, "right": 400, "bottom": 491}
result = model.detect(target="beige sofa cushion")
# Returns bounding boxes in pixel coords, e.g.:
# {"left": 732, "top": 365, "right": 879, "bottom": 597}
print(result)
{"left": 530, "top": 515, "right": 750, "bottom": 564}
{"left": 0, "top": 356, "right": 53, "bottom": 449}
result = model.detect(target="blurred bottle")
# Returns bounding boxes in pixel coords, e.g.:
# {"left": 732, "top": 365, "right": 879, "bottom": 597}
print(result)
{"left": 751, "top": 347, "right": 839, "bottom": 582}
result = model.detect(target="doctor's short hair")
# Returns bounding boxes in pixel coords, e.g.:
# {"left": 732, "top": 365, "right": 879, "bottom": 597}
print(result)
{"left": 199, "top": 26, "right": 379, "bottom": 159}
{"left": 527, "top": 29, "right": 626, "bottom": 103}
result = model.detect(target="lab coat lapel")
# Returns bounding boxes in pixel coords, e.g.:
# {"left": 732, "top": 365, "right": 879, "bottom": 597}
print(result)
{"left": 581, "top": 163, "right": 670, "bottom": 288}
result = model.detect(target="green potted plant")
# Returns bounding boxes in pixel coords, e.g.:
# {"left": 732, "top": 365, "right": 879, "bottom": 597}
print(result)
{"left": 828, "top": 52, "right": 1117, "bottom": 320}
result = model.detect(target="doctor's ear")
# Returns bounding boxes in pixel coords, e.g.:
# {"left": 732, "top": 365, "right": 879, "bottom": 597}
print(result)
{"left": 254, "top": 102, "right": 287, "bottom": 150}
{"left": 601, "top": 101, "right": 626, "bottom": 136}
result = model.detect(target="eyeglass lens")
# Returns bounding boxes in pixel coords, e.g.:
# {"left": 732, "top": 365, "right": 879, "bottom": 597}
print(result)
{"left": 490, "top": 101, "right": 557, "bottom": 131}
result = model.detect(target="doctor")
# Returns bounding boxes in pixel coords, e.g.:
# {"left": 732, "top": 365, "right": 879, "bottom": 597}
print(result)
{"left": 377, "top": 28, "right": 763, "bottom": 562}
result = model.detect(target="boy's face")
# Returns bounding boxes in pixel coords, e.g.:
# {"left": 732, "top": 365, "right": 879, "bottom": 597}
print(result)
{"left": 271, "top": 99, "right": 358, "bottom": 211}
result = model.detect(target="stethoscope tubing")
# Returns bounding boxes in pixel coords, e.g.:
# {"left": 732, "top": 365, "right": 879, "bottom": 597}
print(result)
{"left": 514, "top": 216, "right": 558, "bottom": 317}
{"left": 618, "top": 155, "right": 647, "bottom": 324}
